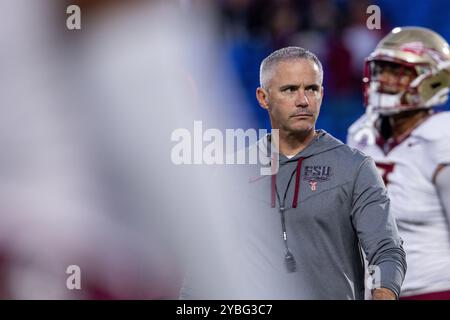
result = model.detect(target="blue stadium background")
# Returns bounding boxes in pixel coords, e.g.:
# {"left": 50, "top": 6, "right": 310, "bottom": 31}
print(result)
{"left": 217, "top": 0, "right": 450, "bottom": 142}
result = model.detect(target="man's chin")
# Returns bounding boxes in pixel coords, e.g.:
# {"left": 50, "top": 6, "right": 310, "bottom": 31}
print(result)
{"left": 286, "top": 125, "right": 315, "bottom": 136}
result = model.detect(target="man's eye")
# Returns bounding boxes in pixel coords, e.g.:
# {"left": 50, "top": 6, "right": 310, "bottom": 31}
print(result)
{"left": 306, "top": 87, "right": 318, "bottom": 92}
{"left": 283, "top": 87, "right": 296, "bottom": 93}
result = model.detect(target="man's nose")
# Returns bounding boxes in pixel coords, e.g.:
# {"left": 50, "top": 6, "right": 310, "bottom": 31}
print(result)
{"left": 295, "top": 89, "right": 309, "bottom": 107}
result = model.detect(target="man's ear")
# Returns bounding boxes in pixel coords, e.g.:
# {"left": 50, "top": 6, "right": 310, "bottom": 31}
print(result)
{"left": 256, "top": 87, "right": 270, "bottom": 110}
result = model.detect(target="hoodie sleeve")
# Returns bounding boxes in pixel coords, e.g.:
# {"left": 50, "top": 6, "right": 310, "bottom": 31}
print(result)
{"left": 350, "top": 156, "right": 407, "bottom": 299}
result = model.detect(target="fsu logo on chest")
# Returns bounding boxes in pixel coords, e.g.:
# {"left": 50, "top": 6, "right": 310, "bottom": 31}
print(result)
{"left": 303, "top": 166, "right": 332, "bottom": 191}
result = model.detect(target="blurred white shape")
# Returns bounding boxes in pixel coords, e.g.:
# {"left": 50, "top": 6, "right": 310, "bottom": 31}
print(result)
{"left": 0, "top": 0, "right": 263, "bottom": 299}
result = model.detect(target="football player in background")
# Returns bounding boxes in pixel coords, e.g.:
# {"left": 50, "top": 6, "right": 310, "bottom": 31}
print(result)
{"left": 347, "top": 26, "right": 450, "bottom": 299}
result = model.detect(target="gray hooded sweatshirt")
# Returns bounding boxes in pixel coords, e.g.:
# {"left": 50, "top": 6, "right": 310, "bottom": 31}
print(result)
{"left": 180, "top": 130, "right": 406, "bottom": 300}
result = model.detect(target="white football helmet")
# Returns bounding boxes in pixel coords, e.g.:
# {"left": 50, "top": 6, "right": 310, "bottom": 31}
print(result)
{"left": 363, "top": 26, "right": 450, "bottom": 115}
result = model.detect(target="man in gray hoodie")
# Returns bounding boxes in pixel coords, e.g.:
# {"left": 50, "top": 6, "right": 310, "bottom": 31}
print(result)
{"left": 180, "top": 46, "right": 406, "bottom": 300}
{"left": 247, "top": 46, "right": 406, "bottom": 299}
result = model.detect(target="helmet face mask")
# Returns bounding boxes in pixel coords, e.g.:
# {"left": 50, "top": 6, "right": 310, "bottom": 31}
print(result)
{"left": 364, "top": 27, "right": 450, "bottom": 116}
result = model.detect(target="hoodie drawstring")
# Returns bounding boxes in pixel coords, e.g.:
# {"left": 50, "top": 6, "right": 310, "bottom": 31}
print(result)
{"left": 270, "top": 156, "right": 304, "bottom": 273}
{"left": 271, "top": 174, "right": 277, "bottom": 208}
{"left": 271, "top": 157, "right": 304, "bottom": 208}
{"left": 292, "top": 157, "right": 304, "bottom": 208}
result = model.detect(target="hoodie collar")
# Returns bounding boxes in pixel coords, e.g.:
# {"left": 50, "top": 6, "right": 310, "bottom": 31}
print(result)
{"left": 258, "top": 129, "right": 344, "bottom": 166}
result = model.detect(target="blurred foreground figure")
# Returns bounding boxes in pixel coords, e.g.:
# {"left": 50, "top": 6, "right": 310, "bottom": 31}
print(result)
{"left": 348, "top": 27, "right": 450, "bottom": 299}
{"left": 0, "top": 0, "right": 256, "bottom": 299}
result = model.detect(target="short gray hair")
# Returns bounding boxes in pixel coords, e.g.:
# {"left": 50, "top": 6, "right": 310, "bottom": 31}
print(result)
{"left": 259, "top": 46, "right": 323, "bottom": 89}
